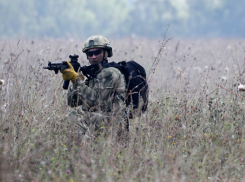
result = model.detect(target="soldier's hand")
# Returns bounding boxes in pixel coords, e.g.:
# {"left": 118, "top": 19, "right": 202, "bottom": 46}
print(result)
{"left": 60, "top": 61, "right": 79, "bottom": 83}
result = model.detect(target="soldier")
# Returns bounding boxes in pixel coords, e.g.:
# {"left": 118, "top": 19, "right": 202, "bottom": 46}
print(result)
{"left": 61, "top": 35, "right": 127, "bottom": 137}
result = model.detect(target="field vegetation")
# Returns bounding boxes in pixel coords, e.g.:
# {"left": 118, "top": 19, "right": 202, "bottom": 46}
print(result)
{"left": 1, "top": 38, "right": 245, "bottom": 181}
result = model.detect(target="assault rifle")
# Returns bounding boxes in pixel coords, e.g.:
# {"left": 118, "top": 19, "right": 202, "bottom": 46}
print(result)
{"left": 43, "top": 54, "right": 80, "bottom": 89}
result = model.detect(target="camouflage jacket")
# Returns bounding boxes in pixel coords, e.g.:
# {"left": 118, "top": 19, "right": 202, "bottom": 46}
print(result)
{"left": 67, "top": 65, "right": 126, "bottom": 115}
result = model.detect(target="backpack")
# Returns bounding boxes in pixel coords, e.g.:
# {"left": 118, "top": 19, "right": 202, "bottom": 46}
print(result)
{"left": 103, "top": 60, "right": 149, "bottom": 112}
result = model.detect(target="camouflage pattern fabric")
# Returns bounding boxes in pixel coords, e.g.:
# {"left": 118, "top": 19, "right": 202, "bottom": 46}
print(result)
{"left": 67, "top": 67, "right": 127, "bottom": 136}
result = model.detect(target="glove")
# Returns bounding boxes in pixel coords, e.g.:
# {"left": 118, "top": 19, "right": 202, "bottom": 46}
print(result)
{"left": 60, "top": 61, "right": 79, "bottom": 83}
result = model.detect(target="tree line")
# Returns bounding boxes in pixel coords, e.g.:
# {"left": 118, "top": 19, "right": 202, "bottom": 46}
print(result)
{"left": 1, "top": 0, "right": 244, "bottom": 38}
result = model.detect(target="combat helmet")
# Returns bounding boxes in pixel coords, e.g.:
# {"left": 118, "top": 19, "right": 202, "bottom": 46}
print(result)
{"left": 82, "top": 35, "right": 113, "bottom": 57}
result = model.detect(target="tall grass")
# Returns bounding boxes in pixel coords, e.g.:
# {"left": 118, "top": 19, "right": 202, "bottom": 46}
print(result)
{"left": 1, "top": 38, "right": 245, "bottom": 181}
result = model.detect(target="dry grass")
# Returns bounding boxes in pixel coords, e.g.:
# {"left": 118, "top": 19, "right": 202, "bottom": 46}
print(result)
{"left": 1, "top": 38, "right": 245, "bottom": 181}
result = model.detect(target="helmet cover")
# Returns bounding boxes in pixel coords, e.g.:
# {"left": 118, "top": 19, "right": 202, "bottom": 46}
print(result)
{"left": 82, "top": 35, "right": 113, "bottom": 57}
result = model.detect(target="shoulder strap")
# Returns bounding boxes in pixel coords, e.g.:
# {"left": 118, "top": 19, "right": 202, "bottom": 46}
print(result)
{"left": 103, "top": 62, "right": 126, "bottom": 103}
{"left": 103, "top": 62, "right": 124, "bottom": 72}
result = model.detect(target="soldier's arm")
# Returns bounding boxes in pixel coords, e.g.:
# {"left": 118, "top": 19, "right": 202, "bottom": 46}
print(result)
{"left": 67, "top": 68, "right": 124, "bottom": 110}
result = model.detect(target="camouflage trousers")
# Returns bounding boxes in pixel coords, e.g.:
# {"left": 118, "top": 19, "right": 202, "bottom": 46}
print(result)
{"left": 68, "top": 109, "right": 128, "bottom": 137}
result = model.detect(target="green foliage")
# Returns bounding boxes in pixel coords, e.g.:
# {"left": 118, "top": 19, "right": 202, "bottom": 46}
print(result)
{"left": 187, "top": 0, "right": 245, "bottom": 37}
{"left": 1, "top": 0, "right": 245, "bottom": 38}
{"left": 0, "top": 0, "right": 130, "bottom": 38}
{"left": 128, "top": 0, "right": 184, "bottom": 37}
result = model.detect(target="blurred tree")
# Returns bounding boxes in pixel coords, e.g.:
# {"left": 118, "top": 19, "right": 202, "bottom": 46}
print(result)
{"left": 1, "top": 0, "right": 245, "bottom": 38}
{"left": 213, "top": 0, "right": 245, "bottom": 37}
{"left": 33, "top": 0, "right": 102, "bottom": 38}
{"left": 128, "top": 0, "right": 181, "bottom": 38}
{"left": 0, "top": 0, "right": 38, "bottom": 37}
{"left": 0, "top": 0, "right": 130, "bottom": 38}
{"left": 85, "top": 0, "right": 130, "bottom": 37}
{"left": 187, "top": 0, "right": 245, "bottom": 37}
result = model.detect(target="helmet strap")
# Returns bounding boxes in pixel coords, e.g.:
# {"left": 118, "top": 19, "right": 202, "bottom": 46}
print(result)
{"left": 103, "top": 49, "right": 107, "bottom": 60}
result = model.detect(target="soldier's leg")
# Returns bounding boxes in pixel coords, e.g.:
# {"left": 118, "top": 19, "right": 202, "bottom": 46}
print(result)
{"left": 87, "top": 112, "right": 109, "bottom": 133}
{"left": 67, "top": 110, "right": 87, "bottom": 136}
{"left": 76, "top": 112, "right": 110, "bottom": 136}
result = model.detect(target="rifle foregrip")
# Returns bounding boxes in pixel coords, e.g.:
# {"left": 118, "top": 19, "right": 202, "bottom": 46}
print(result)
{"left": 63, "top": 80, "right": 70, "bottom": 90}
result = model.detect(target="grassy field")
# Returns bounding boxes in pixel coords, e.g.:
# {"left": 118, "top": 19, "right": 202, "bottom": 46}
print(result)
{"left": 1, "top": 38, "right": 245, "bottom": 181}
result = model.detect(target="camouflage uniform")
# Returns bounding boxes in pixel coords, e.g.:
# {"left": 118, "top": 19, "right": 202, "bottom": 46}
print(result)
{"left": 64, "top": 35, "right": 128, "bottom": 136}
{"left": 67, "top": 65, "right": 127, "bottom": 135}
